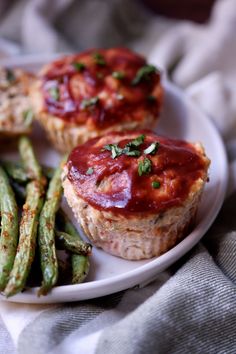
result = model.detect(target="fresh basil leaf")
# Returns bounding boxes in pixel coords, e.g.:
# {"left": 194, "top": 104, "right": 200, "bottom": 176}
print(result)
{"left": 152, "top": 181, "right": 161, "bottom": 189}
{"left": 72, "top": 62, "right": 86, "bottom": 71}
{"left": 124, "top": 149, "right": 141, "bottom": 157}
{"left": 144, "top": 142, "right": 159, "bottom": 155}
{"left": 126, "top": 134, "right": 145, "bottom": 148}
{"left": 112, "top": 71, "right": 125, "bottom": 80}
{"left": 103, "top": 144, "right": 123, "bottom": 159}
{"left": 81, "top": 97, "right": 99, "bottom": 109}
{"left": 138, "top": 157, "right": 152, "bottom": 176}
{"left": 93, "top": 53, "right": 106, "bottom": 66}
{"left": 132, "top": 65, "right": 158, "bottom": 85}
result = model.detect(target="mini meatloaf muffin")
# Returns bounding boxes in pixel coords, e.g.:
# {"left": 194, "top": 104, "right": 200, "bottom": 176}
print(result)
{"left": 31, "top": 48, "right": 163, "bottom": 152}
{"left": 0, "top": 67, "right": 34, "bottom": 138}
{"left": 62, "top": 131, "right": 210, "bottom": 260}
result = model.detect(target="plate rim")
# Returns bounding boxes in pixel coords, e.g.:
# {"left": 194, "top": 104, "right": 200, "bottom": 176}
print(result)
{"left": 0, "top": 57, "right": 228, "bottom": 303}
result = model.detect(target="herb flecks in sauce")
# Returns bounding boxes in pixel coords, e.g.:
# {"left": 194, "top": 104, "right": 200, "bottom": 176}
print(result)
{"left": 81, "top": 97, "right": 99, "bottom": 110}
{"left": 132, "top": 65, "right": 158, "bottom": 85}
{"left": 93, "top": 53, "right": 106, "bottom": 66}
{"left": 138, "top": 158, "right": 152, "bottom": 176}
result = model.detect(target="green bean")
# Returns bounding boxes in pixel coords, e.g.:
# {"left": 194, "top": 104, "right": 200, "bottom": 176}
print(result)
{"left": 1, "top": 161, "right": 28, "bottom": 201}
{"left": 0, "top": 166, "right": 18, "bottom": 291}
{"left": 19, "top": 136, "right": 42, "bottom": 180}
{"left": 55, "top": 230, "right": 92, "bottom": 256}
{"left": 4, "top": 179, "right": 44, "bottom": 297}
{"left": 57, "top": 210, "right": 90, "bottom": 284}
{"left": 4, "top": 137, "right": 45, "bottom": 297}
{"left": 71, "top": 254, "right": 90, "bottom": 284}
{"left": 38, "top": 159, "right": 65, "bottom": 296}
{"left": 1, "top": 160, "right": 55, "bottom": 183}
{"left": 1, "top": 161, "right": 28, "bottom": 183}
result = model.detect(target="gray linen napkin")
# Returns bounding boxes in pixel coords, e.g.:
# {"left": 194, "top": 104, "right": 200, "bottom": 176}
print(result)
{"left": 96, "top": 192, "right": 236, "bottom": 353}
{"left": 0, "top": 316, "right": 15, "bottom": 354}
{"left": 0, "top": 0, "right": 158, "bottom": 55}
{"left": 2, "top": 192, "right": 236, "bottom": 354}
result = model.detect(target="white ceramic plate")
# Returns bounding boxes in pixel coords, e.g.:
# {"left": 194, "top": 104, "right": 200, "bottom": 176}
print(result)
{"left": 0, "top": 56, "right": 228, "bottom": 304}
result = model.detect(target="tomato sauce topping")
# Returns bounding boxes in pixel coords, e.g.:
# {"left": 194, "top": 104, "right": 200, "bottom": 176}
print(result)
{"left": 41, "top": 48, "right": 162, "bottom": 129}
{"left": 67, "top": 131, "right": 208, "bottom": 215}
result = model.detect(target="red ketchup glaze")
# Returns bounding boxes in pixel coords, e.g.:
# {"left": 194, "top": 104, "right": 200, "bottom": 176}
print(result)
{"left": 67, "top": 131, "right": 207, "bottom": 215}
{"left": 41, "top": 48, "right": 161, "bottom": 128}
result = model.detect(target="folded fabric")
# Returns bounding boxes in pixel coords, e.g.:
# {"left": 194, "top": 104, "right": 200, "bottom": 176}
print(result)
{"left": 96, "top": 196, "right": 236, "bottom": 353}
{"left": 0, "top": 0, "right": 165, "bottom": 54}
{"left": 149, "top": 0, "right": 236, "bottom": 86}
{"left": 1, "top": 192, "right": 236, "bottom": 354}
{"left": 149, "top": 0, "right": 236, "bottom": 140}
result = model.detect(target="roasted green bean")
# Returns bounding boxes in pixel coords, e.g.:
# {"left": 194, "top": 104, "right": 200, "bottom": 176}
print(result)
{"left": 55, "top": 230, "right": 92, "bottom": 256}
{"left": 57, "top": 210, "right": 91, "bottom": 284}
{"left": 19, "top": 136, "right": 42, "bottom": 180}
{"left": 0, "top": 161, "right": 55, "bottom": 183}
{"left": 38, "top": 159, "right": 65, "bottom": 296}
{"left": 0, "top": 166, "right": 18, "bottom": 291}
{"left": 71, "top": 254, "right": 90, "bottom": 284}
{"left": 1, "top": 161, "right": 28, "bottom": 183}
{"left": 4, "top": 179, "right": 44, "bottom": 296}
{"left": 4, "top": 137, "right": 45, "bottom": 297}
{"left": 1, "top": 159, "right": 55, "bottom": 183}
{"left": 2, "top": 143, "right": 90, "bottom": 293}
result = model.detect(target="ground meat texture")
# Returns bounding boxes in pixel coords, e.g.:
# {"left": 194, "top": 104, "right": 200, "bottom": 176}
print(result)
{"left": 31, "top": 48, "right": 163, "bottom": 152}
{"left": 62, "top": 130, "right": 210, "bottom": 260}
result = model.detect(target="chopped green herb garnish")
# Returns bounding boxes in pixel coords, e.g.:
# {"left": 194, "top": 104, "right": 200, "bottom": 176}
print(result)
{"left": 23, "top": 109, "right": 34, "bottom": 126}
{"left": 124, "top": 149, "right": 141, "bottom": 157}
{"left": 138, "top": 157, "right": 152, "bottom": 176}
{"left": 103, "top": 142, "right": 141, "bottom": 159}
{"left": 152, "top": 181, "right": 161, "bottom": 189}
{"left": 121, "top": 135, "right": 145, "bottom": 157}
{"left": 116, "top": 93, "right": 124, "bottom": 100}
{"left": 6, "top": 68, "right": 16, "bottom": 83}
{"left": 49, "top": 87, "right": 60, "bottom": 101}
{"left": 147, "top": 95, "right": 156, "bottom": 102}
{"left": 93, "top": 52, "right": 106, "bottom": 66}
{"left": 126, "top": 134, "right": 145, "bottom": 148}
{"left": 81, "top": 96, "right": 99, "bottom": 109}
{"left": 112, "top": 71, "right": 125, "bottom": 80}
{"left": 144, "top": 142, "right": 159, "bottom": 155}
{"left": 103, "top": 144, "right": 123, "bottom": 159}
{"left": 86, "top": 167, "right": 94, "bottom": 175}
{"left": 132, "top": 65, "right": 158, "bottom": 85}
{"left": 103, "top": 135, "right": 146, "bottom": 159}
{"left": 72, "top": 62, "right": 86, "bottom": 71}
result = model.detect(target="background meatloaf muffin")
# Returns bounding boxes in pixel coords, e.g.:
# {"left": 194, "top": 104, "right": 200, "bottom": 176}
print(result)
{"left": 31, "top": 48, "right": 163, "bottom": 153}
{"left": 0, "top": 67, "right": 34, "bottom": 139}
{"left": 62, "top": 130, "right": 210, "bottom": 260}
